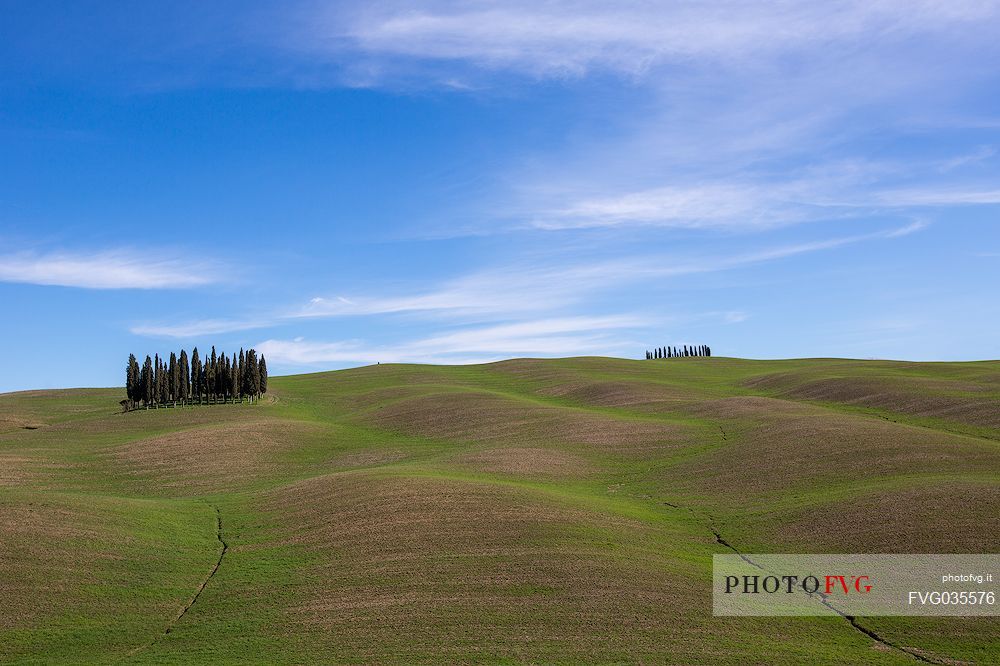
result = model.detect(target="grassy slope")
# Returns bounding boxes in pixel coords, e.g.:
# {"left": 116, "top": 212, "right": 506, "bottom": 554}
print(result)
{"left": 0, "top": 357, "right": 997, "bottom": 664}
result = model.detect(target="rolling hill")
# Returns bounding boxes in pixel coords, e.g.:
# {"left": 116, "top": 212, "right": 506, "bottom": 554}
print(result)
{"left": 1, "top": 357, "right": 998, "bottom": 664}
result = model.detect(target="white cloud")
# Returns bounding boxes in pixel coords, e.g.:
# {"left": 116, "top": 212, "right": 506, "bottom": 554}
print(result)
{"left": 543, "top": 183, "right": 782, "bottom": 230}
{"left": 257, "top": 315, "right": 644, "bottom": 366}
{"left": 130, "top": 318, "right": 271, "bottom": 338}
{"left": 407, "top": 315, "right": 646, "bottom": 353}
{"left": 0, "top": 250, "right": 224, "bottom": 289}
{"left": 132, "top": 220, "right": 923, "bottom": 338}
{"left": 875, "top": 188, "right": 1000, "bottom": 207}
{"left": 527, "top": 154, "right": 1000, "bottom": 230}
{"left": 265, "top": 2, "right": 1000, "bottom": 242}
{"left": 537, "top": 181, "right": 840, "bottom": 230}
{"left": 938, "top": 145, "right": 996, "bottom": 172}
{"left": 302, "top": 1, "right": 997, "bottom": 79}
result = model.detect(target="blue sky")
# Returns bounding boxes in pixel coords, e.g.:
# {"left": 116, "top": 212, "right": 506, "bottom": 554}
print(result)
{"left": 2, "top": 1, "right": 999, "bottom": 391}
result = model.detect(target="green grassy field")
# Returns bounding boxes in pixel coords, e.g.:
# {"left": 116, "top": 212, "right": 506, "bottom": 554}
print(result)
{"left": 1, "top": 357, "right": 998, "bottom": 664}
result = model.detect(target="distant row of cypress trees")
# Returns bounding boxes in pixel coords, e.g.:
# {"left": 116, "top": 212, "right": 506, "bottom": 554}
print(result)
{"left": 124, "top": 346, "right": 267, "bottom": 410}
{"left": 645, "top": 345, "right": 711, "bottom": 360}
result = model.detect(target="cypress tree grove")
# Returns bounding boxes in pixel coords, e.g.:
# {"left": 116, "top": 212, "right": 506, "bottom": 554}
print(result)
{"left": 124, "top": 346, "right": 267, "bottom": 410}
{"left": 643, "top": 344, "right": 713, "bottom": 361}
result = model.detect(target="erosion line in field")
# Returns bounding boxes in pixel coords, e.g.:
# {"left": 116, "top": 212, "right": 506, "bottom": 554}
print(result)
{"left": 661, "top": 501, "right": 946, "bottom": 664}
{"left": 125, "top": 503, "right": 228, "bottom": 660}
{"left": 166, "top": 504, "right": 228, "bottom": 633}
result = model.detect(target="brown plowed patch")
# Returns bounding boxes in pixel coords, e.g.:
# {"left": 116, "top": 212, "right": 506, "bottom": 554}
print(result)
{"left": 324, "top": 448, "right": 408, "bottom": 470}
{"left": 669, "top": 413, "right": 1000, "bottom": 497}
{"left": 264, "top": 473, "right": 702, "bottom": 661}
{"left": 538, "top": 380, "right": 687, "bottom": 409}
{"left": 362, "top": 391, "right": 687, "bottom": 456}
{"left": 769, "top": 481, "right": 1000, "bottom": 553}
{"left": 111, "top": 419, "right": 327, "bottom": 492}
{"left": 0, "top": 453, "right": 71, "bottom": 487}
{"left": 0, "top": 416, "right": 45, "bottom": 432}
{"left": 0, "top": 454, "right": 36, "bottom": 485}
{"left": 452, "top": 446, "right": 595, "bottom": 478}
{"left": 745, "top": 374, "right": 1000, "bottom": 430}
{"left": 683, "top": 395, "right": 819, "bottom": 420}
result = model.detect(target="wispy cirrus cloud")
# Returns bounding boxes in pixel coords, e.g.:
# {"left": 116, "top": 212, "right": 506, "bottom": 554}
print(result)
{"left": 874, "top": 188, "right": 1000, "bottom": 207}
{"left": 129, "top": 318, "right": 270, "bottom": 338}
{"left": 297, "top": 1, "right": 997, "bottom": 80}
{"left": 0, "top": 249, "right": 225, "bottom": 289}
{"left": 523, "top": 150, "right": 1000, "bottom": 231}
{"left": 133, "top": 220, "right": 924, "bottom": 339}
{"left": 287, "top": 3, "right": 1000, "bottom": 238}
{"left": 938, "top": 145, "right": 996, "bottom": 172}
{"left": 257, "top": 315, "right": 645, "bottom": 366}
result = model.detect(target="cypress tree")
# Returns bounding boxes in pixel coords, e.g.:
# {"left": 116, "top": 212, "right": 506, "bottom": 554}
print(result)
{"left": 154, "top": 354, "right": 161, "bottom": 407}
{"left": 259, "top": 355, "right": 268, "bottom": 395}
{"left": 206, "top": 357, "right": 215, "bottom": 403}
{"left": 225, "top": 352, "right": 232, "bottom": 401}
{"left": 230, "top": 353, "right": 239, "bottom": 403}
{"left": 179, "top": 350, "right": 189, "bottom": 405}
{"left": 191, "top": 348, "right": 201, "bottom": 404}
{"left": 238, "top": 349, "right": 245, "bottom": 403}
{"left": 219, "top": 353, "right": 226, "bottom": 402}
{"left": 209, "top": 346, "right": 218, "bottom": 403}
{"left": 169, "top": 352, "right": 178, "bottom": 405}
{"left": 126, "top": 354, "right": 138, "bottom": 410}
{"left": 160, "top": 356, "right": 169, "bottom": 405}
{"left": 245, "top": 348, "right": 260, "bottom": 400}
{"left": 142, "top": 355, "right": 153, "bottom": 408}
